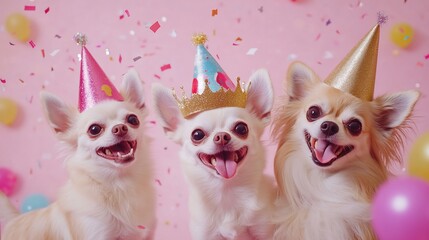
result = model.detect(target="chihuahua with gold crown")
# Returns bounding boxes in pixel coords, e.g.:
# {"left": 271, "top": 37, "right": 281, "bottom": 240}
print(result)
{"left": 0, "top": 39, "right": 155, "bottom": 240}
{"left": 272, "top": 25, "right": 420, "bottom": 240}
{"left": 152, "top": 34, "right": 276, "bottom": 240}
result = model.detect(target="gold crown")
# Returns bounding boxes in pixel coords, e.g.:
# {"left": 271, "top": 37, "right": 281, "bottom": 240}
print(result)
{"left": 173, "top": 79, "right": 248, "bottom": 118}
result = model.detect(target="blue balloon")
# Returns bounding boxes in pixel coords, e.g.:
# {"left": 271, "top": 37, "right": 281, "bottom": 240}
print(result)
{"left": 20, "top": 193, "right": 49, "bottom": 213}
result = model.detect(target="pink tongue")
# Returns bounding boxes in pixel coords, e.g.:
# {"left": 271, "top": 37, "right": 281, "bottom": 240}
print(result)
{"left": 315, "top": 140, "right": 337, "bottom": 163}
{"left": 215, "top": 157, "right": 238, "bottom": 179}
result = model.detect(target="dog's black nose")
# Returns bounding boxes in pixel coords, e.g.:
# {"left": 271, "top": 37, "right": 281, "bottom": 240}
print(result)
{"left": 320, "top": 121, "right": 339, "bottom": 136}
{"left": 112, "top": 124, "right": 128, "bottom": 137}
{"left": 214, "top": 132, "right": 231, "bottom": 146}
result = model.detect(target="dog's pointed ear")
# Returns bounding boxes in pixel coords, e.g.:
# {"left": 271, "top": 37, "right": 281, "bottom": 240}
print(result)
{"left": 40, "top": 91, "right": 76, "bottom": 135}
{"left": 372, "top": 90, "right": 420, "bottom": 132}
{"left": 152, "top": 83, "right": 183, "bottom": 139}
{"left": 121, "top": 68, "right": 145, "bottom": 109}
{"left": 286, "top": 61, "right": 319, "bottom": 101}
{"left": 246, "top": 69, "right": 274, "bottom": 124}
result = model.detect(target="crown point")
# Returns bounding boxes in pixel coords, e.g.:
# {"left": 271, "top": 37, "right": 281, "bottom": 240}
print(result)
{"left": 74, "top": 33, "right": 87, "bottom": 46}
{"left": 192, "top": 33, "right": 208, "bottom": 45}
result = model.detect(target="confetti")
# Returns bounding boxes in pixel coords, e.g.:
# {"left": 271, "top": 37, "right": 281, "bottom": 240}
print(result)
{"left": 44, "top": 7, "right": 50, "bottom": 14}
{"left": 41, "top": 49, "right": 45, "bottom": 58}
{"left": 424, "top": 54, "right": 429, "bottom": 60}
{"left": 137, "top": 225, "right": 146, "bottom": 230}
{"left": 50, "top": 49, "right": 60, "bottom": 56}
{"left": 170, "top": 30, "right": 177, "bottom": 38}
{"left": 105, "top": 49, "right": 110, "bottom": 55}
{"left": 258, "top": 6, "right": 264, "bottom": 13}
{"left": 68, "top": 67, "right": 75, "bottom": 72}
{"left": 119, "top": 54, "right": 122, "bottom": 63}
{"left": 133, "top": 56, "right": 142, "bottom": 62}
{"left": 416, "top": 62, "right": 424, "bottom": 67}
{"left": 155, "top": 179, "right": 162, "bottom": 186}
{"left": 326, "top": 19, "right": 332, "bottom": 26}
{"left": 9, "top": 42, "right": 15, "bottom": 46}
{"left": 150, "top": 21, "right": 161, "bottom": 33}
{"left": 160, "top": 64, "right": 171, "bottom": 71}
{"left": 54, "top": 34, "right": 62, "bottom": 39}
{"left": 0, "top": 79, "right": 6, "bottom": 84}
{"left": 315, "top": 33, "right": 321, "bottom": 41}
{"left": 19, "top": 79, "right": 24, "bottom": 83}
{"left": 125, "top": 9, "right": 130, "bottom": 17}
{"left": 246, "top": 48, "right": 258, "bottom": 55}
{"left": 361, "top": 13, "right": 368, "bottom": 19}
{"left": 119, "top": 14, "right": 125, "bottom": 20}
{"left": 24, "top": 5, "right": 36, "bottom": 11}
{"left": 154, "top": 74, "right": 161, "bottom": 79}
{"left": 29, "top": 40, "right": 36, "bottom": 48}
{"left": 212, "top": 9, "right": 218, "bottom": 16}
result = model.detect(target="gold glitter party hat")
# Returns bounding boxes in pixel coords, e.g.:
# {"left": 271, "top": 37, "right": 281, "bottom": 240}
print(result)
{"left": 324, "top": 24, "right": 380, "bottom": 101}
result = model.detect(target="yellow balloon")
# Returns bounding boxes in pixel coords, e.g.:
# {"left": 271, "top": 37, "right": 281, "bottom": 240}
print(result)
{"left": 390, "top": 23, "right": 414, "bottom": 48}
{"left": 408, "top": 133, "right": 429, "bottom": 182}
{"left": 0, "top": 98, "right": 18, "bottom": 126}
{"left": 5, "top": 13, "right": 31, "bottom": 42}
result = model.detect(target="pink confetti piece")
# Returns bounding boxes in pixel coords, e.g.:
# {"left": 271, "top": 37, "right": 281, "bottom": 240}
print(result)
{"left": 137, "top": 225, "right": 146, "bottom": 230}
{"left": 125, "top": 9, "right": 130, "bottom": 17}
{"left": 150, "top": 21, "right": 161, "bottom": 33}
{"left": 41, "top": 49, "right": 45, "bottom": 58}
{"left": 326, "top": 19, "right": 331, "bottom": 26}
{"left": 68, "top": 67, "right": 75, "bottom": 72}
{"left": 160, "top": 64, "right": 171, "bottom": 71}
{"left": 29, "top": 40, "right": 36, "bottom": 48}
{"left": 133, "top": 56, "right": 142, "bottom": 62}
{"left": 167, "top": 168, "right": 171, "bottom": 174}
{"left": 149, "top": 120, "right": 156, "bottom": 125}
{"left": 232, "top": 43, "right": 239, "bottom": 46}
{"left": 19, "top": 79, "right": 25, "bottom": 83}
{"left": 24, "top": 5, "right": 36, "bottom": 11}
{"left": 258, "top": 6, "right": 263, "bottom": 13}
{"left": 154, "top": 74, "right": 161, "bottom": 79}
{"left": 119, "top": 54, "right": 122, "bottom": 63}
{"left": 424, "top": 54, "right": 429, "bottom": 60}
{"left": 54, "top": 34, "right": 62, "bottom": 39}
{"left": 361, "top": 13, "right": 368, "bottom": 19}
{"left": 155, "top": 179, "right": 162, "bottom": 186}
{"left": 0, "top": 79, "right": 6, "bottom": 84}
{"left": 416, "top": 62, "right": 424, "bottom": 67}
{"left": 315, "top": 33, "right": 321, "bottom": 41}
{"left": 119, "top": 14, "right": 125, "bottom": 20}
{"left": 9, "top": 42, "right": 15, "bottom": 46}
{"left": 44, "top": 7, "right": 50, "bottom": 14}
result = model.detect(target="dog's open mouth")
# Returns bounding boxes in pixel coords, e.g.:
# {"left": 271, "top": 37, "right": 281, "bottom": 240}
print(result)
{"left": 304, "top": 131, "right": 354, "bottom": 167}
{"left": 96, "top": 141, "right": 137, "bottom": 164}
{"left": 198, "top": 146, "right": 248, "bottom": 179}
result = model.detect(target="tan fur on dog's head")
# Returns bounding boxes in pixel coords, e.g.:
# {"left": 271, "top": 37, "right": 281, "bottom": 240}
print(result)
{"left": 273, "top": 61, "right": 420, "bottom": 193}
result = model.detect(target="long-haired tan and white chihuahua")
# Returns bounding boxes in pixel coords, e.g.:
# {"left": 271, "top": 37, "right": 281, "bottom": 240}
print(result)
{"left": 272, "top": 62, "right": 419, "bottom": 240}
{"left": 0, "top": 69, "right": 156, "bottom": 240}
{"left": 152, "top": 69, "right": 276, "bottom": 240}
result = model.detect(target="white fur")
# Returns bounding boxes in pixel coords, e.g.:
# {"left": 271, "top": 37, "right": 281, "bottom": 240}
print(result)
{"left": 272, "top": 62, "right": 420, "bottom": 240}
{"left": 152, "top": 69, "right": 277, "bottom": 240}
{"left": 0, "top": 69, "right": 156, "bottom": 240}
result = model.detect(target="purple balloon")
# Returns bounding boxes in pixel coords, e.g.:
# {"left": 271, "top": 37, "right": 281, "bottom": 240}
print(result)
{"left": 372, "top": 176, "right": 429, "bottom": 240}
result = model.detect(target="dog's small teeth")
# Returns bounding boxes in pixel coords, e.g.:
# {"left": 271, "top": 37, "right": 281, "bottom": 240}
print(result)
{"left": 234, "top": 153, "right": 239, "bottom": 162}
{"left": 311, "top": 138, "right": 316, "bottom": 148}
{"left": 211, "top": 157, "right": 216, "bottom": 166}
{"left": 105, "top": 149, "right": 112, "bottom": 156}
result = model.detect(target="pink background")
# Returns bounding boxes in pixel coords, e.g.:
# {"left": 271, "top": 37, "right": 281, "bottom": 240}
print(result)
{"left": 1, "top": 0, "right": 428, "bottom": 239}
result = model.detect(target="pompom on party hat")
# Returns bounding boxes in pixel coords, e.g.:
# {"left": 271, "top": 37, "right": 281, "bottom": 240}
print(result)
{"left": 74, "top": 33, "right": 124, "bottom": 112}
{"left": 324, "top": 13, "right": 387, "bottom": 101}
{"left": 174, "top": 34, "right": 247, "bottom": 118}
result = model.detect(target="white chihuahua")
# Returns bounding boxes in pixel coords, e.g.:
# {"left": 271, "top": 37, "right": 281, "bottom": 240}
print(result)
{"left": 272, "top": 62, "right": 420, "bottom": 240}
{"left": 0, "top": 69, "right": 156, "bottom": 240}
{"left": 152, "top": 69, "right": 277, "bottom": 240}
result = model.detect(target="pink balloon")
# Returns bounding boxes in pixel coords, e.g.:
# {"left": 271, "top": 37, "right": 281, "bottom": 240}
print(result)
{"left": 0, "top": 167, "right": 18, "bottom": 196}
{"left": 372, "top": 176, "right": 429, "bottom": 240}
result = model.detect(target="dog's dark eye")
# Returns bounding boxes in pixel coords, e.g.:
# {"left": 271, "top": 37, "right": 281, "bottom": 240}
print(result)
{"left": 88, "top": 124, "right": 103, "bottom": 137}
{"left": 191, "top": 129, "right": 206, "bottom": 143}
{"left": 306, "top": 106, "right": 322, "bottom": 122}
{"left": 127, "top": 114, "right": 140, "bottom": 127}
{"left": 347, "top": 119, "right": 362, "bottom": 136}
{"left": 233, "top": 122, "right": 248, "bottom": 137}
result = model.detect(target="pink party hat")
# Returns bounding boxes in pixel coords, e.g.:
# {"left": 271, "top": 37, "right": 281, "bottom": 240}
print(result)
{"left": 74, "top": 33, "right": 123, "bottom": 112}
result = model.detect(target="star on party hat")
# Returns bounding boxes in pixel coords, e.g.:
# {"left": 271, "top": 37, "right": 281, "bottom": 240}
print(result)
{"left": 324, "top": 14, "right": 385, "bottom": 101}
{"left": 74, "top": 33, "right": 123, "bottom": 112}
{"left": 173, "top": 34, "right": 247, "bottom": 118}
{"left": 192, "top": 34, "right": 236, "bottom": 94}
